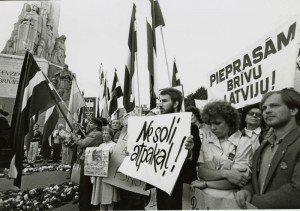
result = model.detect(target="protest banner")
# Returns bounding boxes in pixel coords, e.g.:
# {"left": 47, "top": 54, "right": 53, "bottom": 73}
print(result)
{"left": 207, "top": 17, "right": 300, "bottom": 108}
{"left": 118, "top": 112, "right": 191, "bottom": 195}
{"left": 182, "top": 184, "right": 257, "bottom": 209}
{"left": 102, "top": 128, "right": 149, "bottom": 195}
{"left": 84, "top": 147, "right": 109, "bottom": 177}
{"left": 294, "top": 44, "right": 300, "bottom": 92}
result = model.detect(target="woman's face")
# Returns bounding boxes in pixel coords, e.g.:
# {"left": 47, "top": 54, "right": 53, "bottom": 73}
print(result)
{"left": 111, "top": 120, "right": 121, "bottom": 130}
{"left": 245, "top": 108, "right": 262, "bottom": 128}
{"left": 191, "top": 113, "right": 197, "bottom": 124}
{"left": 210, "top": 116, "right": 230, "bottom": 139}
{"left": 102, "top": 130, "right": 112, "bottom": 142}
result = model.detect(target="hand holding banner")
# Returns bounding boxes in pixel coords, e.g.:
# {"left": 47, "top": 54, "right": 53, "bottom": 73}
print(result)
{"left": 118, "top": 112, "right": 191, "bottom": 195}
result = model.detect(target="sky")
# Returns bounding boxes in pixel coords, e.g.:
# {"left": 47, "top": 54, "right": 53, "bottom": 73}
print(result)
{"left": 1, "top": 0, "right": 300, "bottom": 106}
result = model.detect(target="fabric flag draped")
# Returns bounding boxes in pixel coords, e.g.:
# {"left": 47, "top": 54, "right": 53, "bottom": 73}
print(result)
{"left": 40, "top": 105, "right": 59, "bottom": 158}
{"left": 66, "top": 76, "right": 86, "bottom": 131}
{"left": 9, "top": 51, "right": 59, "bottom": 187}
{"left": 172, "top": 59, "right": 181, "bottom": 87}
{"left": 109, "top": 69, "right": 123, "bottom": 116}
{"left": 99, "top": 66, "right": 110, "bottom": 118}
{"left": 147, "top": 0, "right": 165, "bottom": 109}
{"left": 123, "top": 4, "right": 137, "bottom": 113}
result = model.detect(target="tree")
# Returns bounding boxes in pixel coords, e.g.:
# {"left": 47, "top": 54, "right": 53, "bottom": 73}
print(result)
{"left": 193, "top": 86, "right": 208, "bottom": 100}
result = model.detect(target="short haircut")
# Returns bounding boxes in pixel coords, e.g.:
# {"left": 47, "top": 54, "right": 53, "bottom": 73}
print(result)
{"left": 186, "top": 106, "right": 203, "bottom": 123}
{"left": 160, "top": 88, "right": 183, "bottom": 111}
{"left": 260, "top": 88, "right": 300, "bottom": 123}
{"left": 102, "top": 126, "right": 114, "bottom": 138}
{"left": 239, "top": 103, "right": 264, "bottom": 130}
{"left": 202, "top": 101, "right": 240, "bottom": 136}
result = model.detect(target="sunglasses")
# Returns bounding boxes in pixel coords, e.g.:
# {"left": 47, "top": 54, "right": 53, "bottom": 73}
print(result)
{"left": 247, "top": 111, "right": 262, "bottom": 118}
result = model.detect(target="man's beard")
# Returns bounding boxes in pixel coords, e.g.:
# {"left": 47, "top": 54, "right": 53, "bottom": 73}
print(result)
{"left": 162, "top": 106, "right": 176, "bottom": 114}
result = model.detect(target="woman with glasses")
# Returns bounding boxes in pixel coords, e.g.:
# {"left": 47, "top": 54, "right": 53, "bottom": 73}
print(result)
{"left": 191, "top": 101, "right": 253, "bottom": 201}
{"left": 240, "top": 104, "right": 266, "bottom": 152}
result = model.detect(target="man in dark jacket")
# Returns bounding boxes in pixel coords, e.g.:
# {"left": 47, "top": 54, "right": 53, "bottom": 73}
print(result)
{"left": 155, "top": 88, "right": 201, "bottom": 210}
{"left": 236, "top": 88, "right": 300, "bottom": 209}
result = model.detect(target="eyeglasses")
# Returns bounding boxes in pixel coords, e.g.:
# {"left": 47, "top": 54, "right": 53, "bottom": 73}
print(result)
{"left": 247, "top": 111, "right": 262, "bottom": 118}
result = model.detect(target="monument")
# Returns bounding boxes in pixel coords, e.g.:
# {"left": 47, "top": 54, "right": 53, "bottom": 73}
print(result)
{"left": 0, "top": 1, "right": 73, "bottom": 123}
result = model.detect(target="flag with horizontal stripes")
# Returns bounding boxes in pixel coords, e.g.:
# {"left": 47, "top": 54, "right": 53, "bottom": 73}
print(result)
{"left": 172, "top": 59, "right": 181, "bottom": 87}
{"left": 109, "top": 69, "right": 123, "bottom": 116}
{"left": 40, "top": 105, "right": 59, "bottom": 158}
{"left": 66, "top": 76, "right": 86, "bottom": 131}
{"left": 123, "top": 4, "right": 137, "bottom": 112}
{"left": 8, "top": 51, "right": 58, "bottom": 187}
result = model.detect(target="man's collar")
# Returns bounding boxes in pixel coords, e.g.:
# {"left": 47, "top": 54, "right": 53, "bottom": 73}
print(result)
{"left": 245, "top": 127, "right": 261, "bottom": 137}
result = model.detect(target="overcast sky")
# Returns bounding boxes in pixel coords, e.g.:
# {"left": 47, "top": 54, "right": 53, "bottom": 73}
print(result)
{"left": 1, "top": 0, "right": 300, "bottom": 106}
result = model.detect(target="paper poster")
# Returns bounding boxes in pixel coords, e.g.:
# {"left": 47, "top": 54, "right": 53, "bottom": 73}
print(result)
{"left": 102, "top": 128, "right": 149, "bottom": 195}
{"left": 84, "top": 147, "right": 109, "bottom": 177}
{"left": 118, "top": 112, "right": 191, "bottom": 195}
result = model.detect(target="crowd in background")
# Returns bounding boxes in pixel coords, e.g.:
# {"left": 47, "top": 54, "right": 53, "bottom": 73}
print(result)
{"left": 1, "top": 87, "right": 300, "bottom": 210}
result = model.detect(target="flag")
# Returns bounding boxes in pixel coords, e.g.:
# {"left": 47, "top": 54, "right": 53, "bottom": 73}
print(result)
{"left": 147, "top": 0, "right": 166, "bottom": 109}
{"left": 109, "top": 69, "right": 123, "bottom": 116}
{"left": 66, "top": 76, "right": 85, "bottom": 131}
{"left": 172, "top": 59, "right": 181, "bottom": 87}
{"left": 123, "top": 4, "right": 137, "bottom": 112}
{"left": 9, "top": 51, "right": 58, "bottom": 187}
{"left": 40, "top": 105, "right": 59, "bottom": 157}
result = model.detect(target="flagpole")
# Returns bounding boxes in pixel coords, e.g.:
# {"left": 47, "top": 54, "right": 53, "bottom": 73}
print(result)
{"left": 135, "top": 15, "right": 141, "bottom": 107}
{"left": 40, "top": 71, "right": 82, "bottom": 133}
{"left": 159, "top": 26, "right": 172, "bottom": 86}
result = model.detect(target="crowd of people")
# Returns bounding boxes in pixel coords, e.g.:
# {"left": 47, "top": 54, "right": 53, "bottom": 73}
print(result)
{"left": 1, "top": 87, "right": 300, "bottom": 210}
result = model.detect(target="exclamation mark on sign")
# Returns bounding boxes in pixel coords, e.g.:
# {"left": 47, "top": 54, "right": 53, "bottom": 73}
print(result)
{"left": 271, "top": 70, "right": 275, "bottom": 90}
{"left": 171, "top": 136, "right": 186, "bottom": 172}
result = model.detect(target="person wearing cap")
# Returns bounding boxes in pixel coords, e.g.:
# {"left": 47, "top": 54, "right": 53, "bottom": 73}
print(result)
{"left": 71, "top": 117, "right": 103, "bottom": 210}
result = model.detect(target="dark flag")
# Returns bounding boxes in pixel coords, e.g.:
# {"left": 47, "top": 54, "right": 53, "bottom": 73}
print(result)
{"left": 123, "top": 4, "right": 137, "bottom": 112}
{"left": 109, "top": 69, "right": 123, "bottom": 116}
{"left": 172, "top": 60, "right": 181, "bottom": 87}
{"left": 148, "top": 0, "right": 166, "bottom": 109}
{"left": 40, "top": 106, "right": 59, "bottom": 159}
{"left": 9, "top": 52, "right": 58, "bottom": 187}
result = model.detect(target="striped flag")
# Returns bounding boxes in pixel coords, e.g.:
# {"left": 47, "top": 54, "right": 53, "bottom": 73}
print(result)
{"left": 66, "top": 76, "right": 85, "bottom": 131}
{"left": 172, "top": 59, "right": 181, "bottom": 87}
{"left": 109, "top": 69, "right": 123, "bottom": 116}
{"left": 123, "top": 4, "right": 137, "bottom": 112}
{"left": 99, "top": 72, "right": 110, "bottom": 118}
{"left": 147, "top": 0, "right": 165, "bottom": 109}
{"left": 40, "top": 105, "right": 59, "bottom": 158}
{"left": 9, "top": 52, "right": 58, "bottom": 187}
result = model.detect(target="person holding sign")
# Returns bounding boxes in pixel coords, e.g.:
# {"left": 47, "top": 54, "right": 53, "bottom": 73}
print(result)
{"left": 90, "top": 126, "right": 120, "bottom": 210}
{"left": 72, "top": 117, "right": 103, "bottom": 210}
{"left": 191, "top": 101, "right": 253, "bottom": 202}
{"left": 155, "top": 88, "right": 201, "bottom": 210}
{"left": 236, "top": 88, "right": 300, "bottom": 209}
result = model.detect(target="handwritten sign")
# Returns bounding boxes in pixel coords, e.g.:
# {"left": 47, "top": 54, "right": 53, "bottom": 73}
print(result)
{"left": 84, "top": 147, "right": 109, "bottom": 177}
{"left": 118, "top": 112, "right": 191, "bottom": 195}
{"left": 102, "top": 128, "right": 149, "bottom": 195}
{"left": 182, "top": 184, "right": 257, "bottom": 209}
{"left": 207, "top": 18, "right": 299, "bottom": 108}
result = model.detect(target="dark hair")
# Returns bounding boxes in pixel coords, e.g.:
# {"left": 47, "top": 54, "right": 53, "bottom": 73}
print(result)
{"left": 160, "top": 88, "right": 183, "bottom": 111}
{"left": 260, "top": 88, "right": 300, "bottom": 123}
{"left": 239, "top": 103, "right": 265, "bottom": 130}
{"left": 202, "top": 101, "right": 240, "bottom": 136}
{"left": 99, "top": 117, "right": 109, "bottom": 126}
{"left": 186, "top": 106, "right": 203, "bottom": 123}
{"left": 90, "top": 117, "right": 103, "bottom": 130}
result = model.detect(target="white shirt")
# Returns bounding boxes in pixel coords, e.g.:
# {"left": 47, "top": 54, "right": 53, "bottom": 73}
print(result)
{"left": 242, "top": 127, "right": 261, "bottom": 153}
{"left": 198, "top": 130, "right": 253, "bottom": 199}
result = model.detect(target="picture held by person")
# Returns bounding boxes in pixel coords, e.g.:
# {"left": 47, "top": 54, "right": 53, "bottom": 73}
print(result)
{"left": 191, "top": 101, "right": 253, "bottom": 201}
{"left": 155, "top": 87, "right": 200, "bottom": 210}
{"left": 236, "top": 88, "right": 300, "bottom": 209}
{"left": 90, "top": 126, "right": 119, "bottom": 210}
